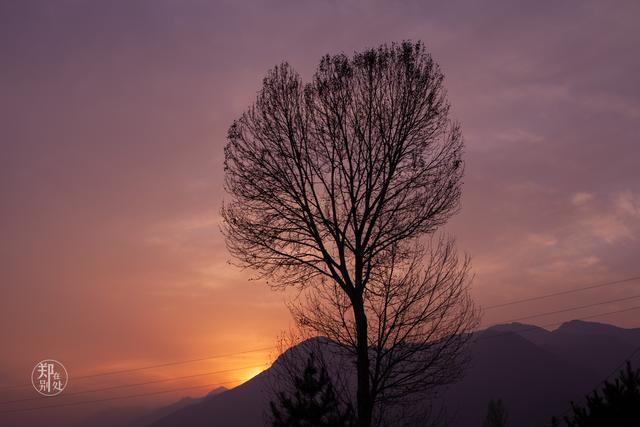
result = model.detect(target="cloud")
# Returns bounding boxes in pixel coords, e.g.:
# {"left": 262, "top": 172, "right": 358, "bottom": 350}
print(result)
{"left": 2, "top": 0, "right": 640, "bottom": 401}
{"left": 573, "top": 191, "right": 639, "bottom": 244}
{"left": 615, "top": 191, "right": 640, "bottom": 217}
{"left": 527, "top": 233, "right": 558, "bottom": 247}
{"left": 571, "top": 192, "right": 594, "bottom": 206}
{"left": 581, "top": 214, "right": 631, "bottom": 244}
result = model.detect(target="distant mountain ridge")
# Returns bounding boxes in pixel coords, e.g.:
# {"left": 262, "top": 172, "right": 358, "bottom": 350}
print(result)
{"left": 127, "top": 387, "right": 227, "bottom": 427}
{"left": 132, "top": 321, "right": 640, "bottom": 427}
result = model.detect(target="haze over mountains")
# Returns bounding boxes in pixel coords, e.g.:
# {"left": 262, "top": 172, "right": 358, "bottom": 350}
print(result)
{"left": 142, "top": 320, "right": 640, "bottom": 427}
{"left": 3, "top": 320, "right": 637, "bottom": 427}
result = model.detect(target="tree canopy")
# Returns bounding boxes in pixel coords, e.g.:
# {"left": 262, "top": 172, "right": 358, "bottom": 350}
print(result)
{"left": 223, "top": 41, "right": 475, "bottom": 426}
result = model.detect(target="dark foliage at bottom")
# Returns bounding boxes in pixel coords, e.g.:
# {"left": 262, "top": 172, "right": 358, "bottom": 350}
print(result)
{"left": 551, "top": 361, "right": 640, "bottom": 426}
{"left": 270, "top": 353, "right": 355, "bottom": 427}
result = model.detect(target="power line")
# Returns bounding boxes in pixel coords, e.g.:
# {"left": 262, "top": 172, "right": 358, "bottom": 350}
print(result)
{"left": 0, "top": 345, "right": 275, "bottom": 391}
{"left": 8, "top": 294, "right": 634, "bottom": 403}
{"left": 483, "top": 275, "right": 640, "bottom": 310}
{"left": 3, "top": 307, "right": 638, "bottom": 414}
{"left": 0, "top": 363, "right": 268, "bottom": 406}
{"left": 2, "top": 276, "right": 637, "bottom": 391}
{"left": 500, "top": 294, "right": 640, "bottom": 323}
{"left": 0, "top": 379, "right": 241, "bottom": 415}
{"left": 3, "top": 277, "right": 639, "bottom": 405}
{"left": 476, "top": 304, "right": 640, "bottom": 341}
{"left": 72, "top": 346, "right": 275, "bottom": 380}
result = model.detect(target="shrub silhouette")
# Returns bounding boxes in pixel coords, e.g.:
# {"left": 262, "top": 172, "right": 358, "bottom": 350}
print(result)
{"left": 551, "top": 361, "right": 640, "bottom": 426}
{"left": 270, "top": 353, "right": 355, "bottom": 427}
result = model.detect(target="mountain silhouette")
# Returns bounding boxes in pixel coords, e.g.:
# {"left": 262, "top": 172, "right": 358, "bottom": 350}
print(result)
{"left": 127, "top": 387, "right": 227, "bottom": 427}
{"left": 133, "top": 321, "right": 640, "bottom": 426}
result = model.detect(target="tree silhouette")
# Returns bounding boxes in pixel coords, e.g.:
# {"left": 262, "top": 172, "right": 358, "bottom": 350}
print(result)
{"left": 551, "top": 362, "right": 640, "bottom": 426}
{"left": 270, "top": 352, "right": 355, "bottom": 427}
{"left": 482, "top": 399, "right": 508, "bottom": 427}
{"left": 223, "top": 41, "right": 477, "bottom": 426}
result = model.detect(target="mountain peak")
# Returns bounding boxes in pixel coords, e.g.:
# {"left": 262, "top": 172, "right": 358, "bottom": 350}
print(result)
{"left": 143, "top": 320, "right": 638, "bottom": 427}
{"left": 554, "top": 320, "right": 624, "bottom": 334}
{"left": 205, "top": 386, "right": 228, "bottom": 398}
{"left": 480, "top": 322, "right": 550, "bottom": 338}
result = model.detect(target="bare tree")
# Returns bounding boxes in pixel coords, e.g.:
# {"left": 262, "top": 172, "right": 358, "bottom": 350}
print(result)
{"left": 291, "top": 237, "right": 475, "bottom": 425}
{"left": 222, "top": 41, "right": 477, "bottom": 427}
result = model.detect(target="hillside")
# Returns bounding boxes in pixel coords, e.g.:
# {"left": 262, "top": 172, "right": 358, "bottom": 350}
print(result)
{"left": 141, "top": 320, "right": 640, "bottom": 427}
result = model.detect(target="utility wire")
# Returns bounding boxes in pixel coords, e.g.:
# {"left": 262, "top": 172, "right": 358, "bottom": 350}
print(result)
{"left": 72, "top": 346, "right": 275, "bottom": 380}
{"left": 4, "top": 276, "right": 638, "bottom": 391}
{"left": 3, "top": 276, "right": 639, "bottom": 404}
{"left": 3, "top": 306, "right": 639, "bottom": 414}
{"left": 500, "top": 294, "right": 640, "bottom": 323}
{"left": 476, "top": 304, "right": 640, "bottom": 341}
{"left": 0, "top": 380, "right": 240, "bottom": 415}
{"left": 483, "top": 275, "right": 640, "bottom": 310}
{"left": 6, "top": 294, "right": 634, "bottom": 404}
{"left": 0, "top": 363, "right": 268, "bottom": 405}
{"left": 0, "top": 345, "right": 275, "bottom": 391}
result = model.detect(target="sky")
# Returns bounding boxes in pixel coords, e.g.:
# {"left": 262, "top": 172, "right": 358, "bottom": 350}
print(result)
{"left": 1, "top": 0, "right": 639, "bottom": 422}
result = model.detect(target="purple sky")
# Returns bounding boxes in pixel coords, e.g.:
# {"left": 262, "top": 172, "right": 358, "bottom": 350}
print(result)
{"left": 1, "top": 0, "right": 639, "bottom": 421}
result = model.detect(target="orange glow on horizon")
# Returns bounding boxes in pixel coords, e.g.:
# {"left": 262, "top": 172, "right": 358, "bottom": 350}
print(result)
{"left": 234, "top": 365, "right": 269, "bottom": 386}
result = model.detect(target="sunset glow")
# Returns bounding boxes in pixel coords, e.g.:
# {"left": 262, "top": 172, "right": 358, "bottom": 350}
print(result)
{"left": 1, "top": 1, "right": 639, "bottom": 426}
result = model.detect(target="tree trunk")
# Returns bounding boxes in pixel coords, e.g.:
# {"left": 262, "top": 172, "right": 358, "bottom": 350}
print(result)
{"left": 353, "top": 296, "right": 373, "bottom": 427}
